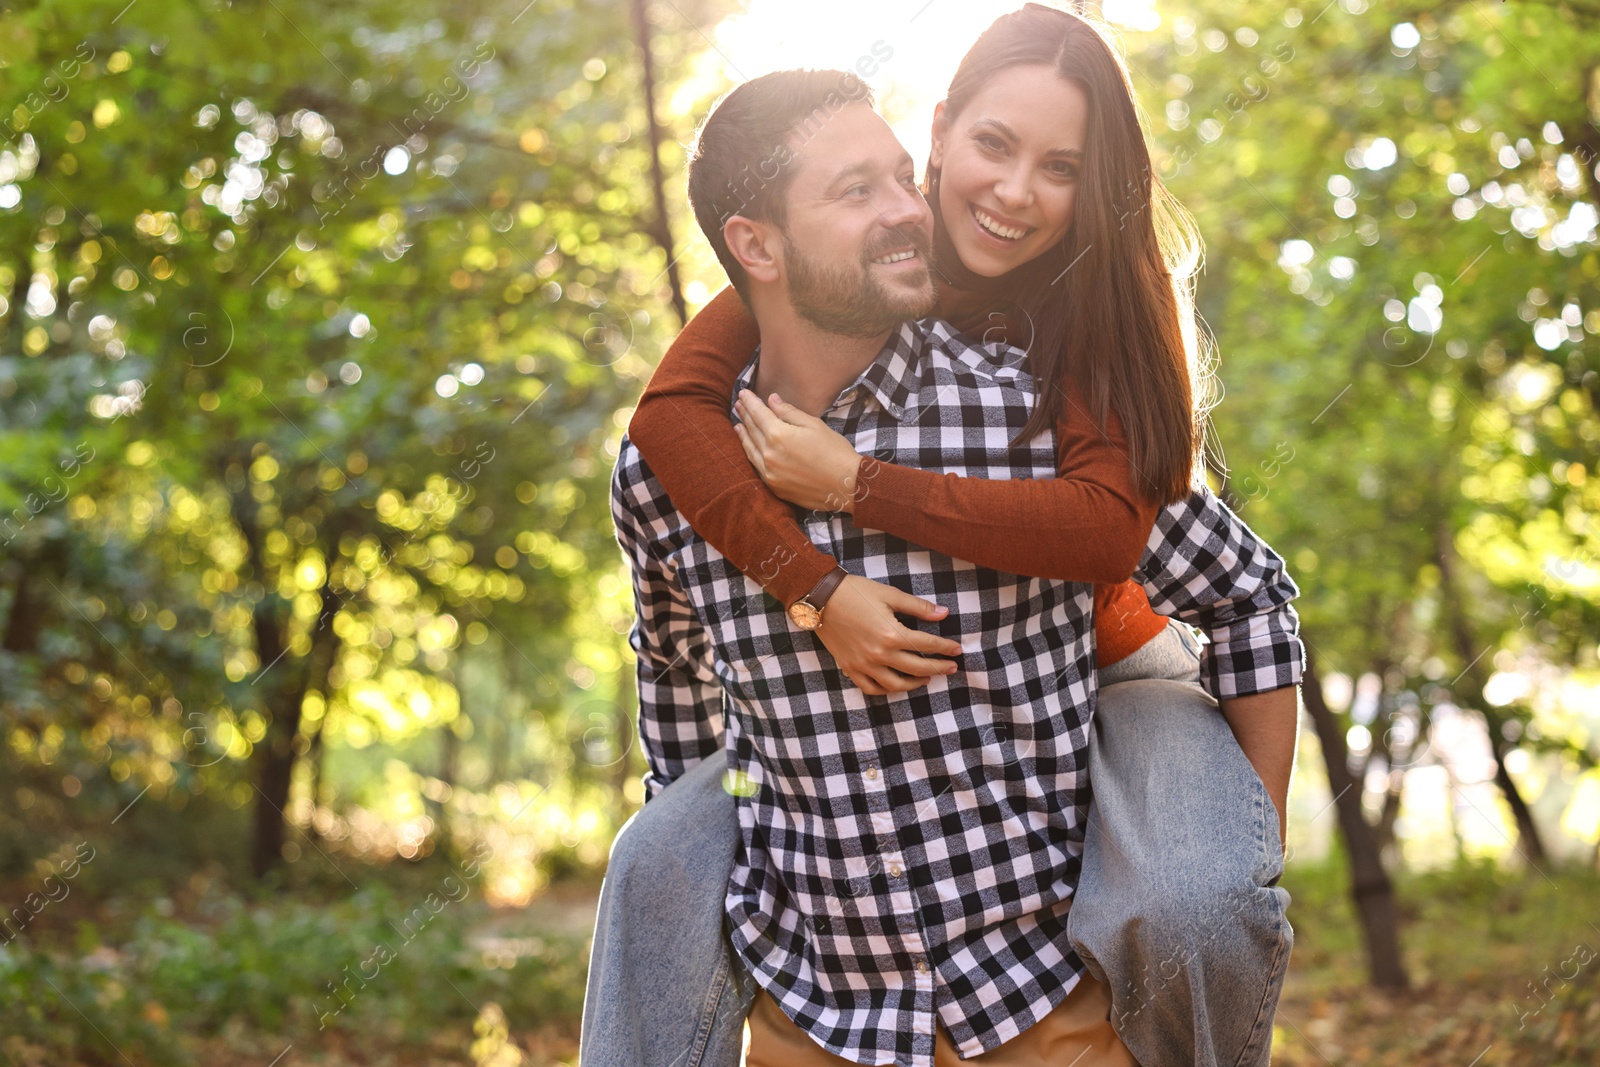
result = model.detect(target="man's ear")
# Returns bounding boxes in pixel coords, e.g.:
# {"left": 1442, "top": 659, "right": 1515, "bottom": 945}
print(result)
{"left": 929, "top": 100, "right": 949, "bottom": 171}
{"left": 722, "top": 215, "right": 782, "bottom": 286}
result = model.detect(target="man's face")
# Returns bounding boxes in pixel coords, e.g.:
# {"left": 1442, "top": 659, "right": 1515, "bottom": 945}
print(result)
{"left": 776, "top": 104, "right": 936, "bottom": 337}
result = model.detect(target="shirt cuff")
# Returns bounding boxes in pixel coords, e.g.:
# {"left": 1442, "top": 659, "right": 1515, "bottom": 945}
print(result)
{"left": 1201, "top": 612, "right": 1306, "bottom": 699}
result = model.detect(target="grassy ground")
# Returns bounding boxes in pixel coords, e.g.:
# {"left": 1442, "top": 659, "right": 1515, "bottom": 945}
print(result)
{"left": 1270, "top": 859, "right": 1600, "bottom": 1067}
{"left": 0, "top": 864, "right": 592, "bottom": 1067}
{"left": 2, "top": 858, "right": 1596, "bottom": 1065}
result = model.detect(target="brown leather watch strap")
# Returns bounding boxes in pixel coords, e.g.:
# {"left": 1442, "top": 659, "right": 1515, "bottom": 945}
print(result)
{"left": 803, "top": 566, "right": 850, "bottom": 612}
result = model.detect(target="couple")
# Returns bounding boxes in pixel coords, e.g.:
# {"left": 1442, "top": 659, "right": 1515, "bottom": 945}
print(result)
{"left": 588, "top": 6, "right": 1302, "bottom": 1066}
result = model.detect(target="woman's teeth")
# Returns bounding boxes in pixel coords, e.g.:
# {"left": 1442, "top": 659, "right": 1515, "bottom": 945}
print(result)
{"left": 974, "top": 207, "right": 1028, "bottom": 241}
{"left": 872, "top": 250, "right": 918, "bottom": 264}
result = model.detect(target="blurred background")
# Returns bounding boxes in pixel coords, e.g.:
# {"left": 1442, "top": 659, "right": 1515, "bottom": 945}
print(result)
{"left": 1, "top": 0, "right": 1597, "bottom": 1063}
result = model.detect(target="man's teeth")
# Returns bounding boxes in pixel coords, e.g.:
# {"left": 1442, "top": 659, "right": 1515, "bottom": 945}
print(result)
{"left": 975, "top": 208, "right": 1028, "bottom": 240}
{"left": 873, "top": 250, "right": 917, "bottom": 264}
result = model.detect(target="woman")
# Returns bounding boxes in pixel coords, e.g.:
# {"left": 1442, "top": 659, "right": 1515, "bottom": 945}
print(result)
{"left": 584, "top": 7, "right": 1294, "bottom": 1066}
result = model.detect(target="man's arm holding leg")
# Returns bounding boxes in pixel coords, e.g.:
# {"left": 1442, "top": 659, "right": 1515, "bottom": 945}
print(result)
{"left": 1134, "top": 487, "right": 1306, "bottom": 846}
{"left": 1219, "top": 687, "right": 1298, "bottom": 850}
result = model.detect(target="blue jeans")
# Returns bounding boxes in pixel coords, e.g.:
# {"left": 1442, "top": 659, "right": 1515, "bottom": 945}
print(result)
{"left": 580, "top": 621, "right": 1292, "bottom": 1066}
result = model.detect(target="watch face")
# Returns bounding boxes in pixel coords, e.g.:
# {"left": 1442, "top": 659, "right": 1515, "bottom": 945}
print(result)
{"left": 788, "top": 602, "right": 823, "bottom": 631}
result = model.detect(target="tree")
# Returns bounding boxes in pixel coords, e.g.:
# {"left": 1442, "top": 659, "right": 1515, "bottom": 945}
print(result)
{"left": 0, "top": 0, "right": 732, "bottom": 878}
{"left": 1126, "top": 0, "right": 1600, "bottom": 979}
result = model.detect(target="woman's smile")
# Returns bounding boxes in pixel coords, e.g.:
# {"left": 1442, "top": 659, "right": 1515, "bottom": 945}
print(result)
{"left": 968, "top": 204, "right": 1037, "bottom": 243}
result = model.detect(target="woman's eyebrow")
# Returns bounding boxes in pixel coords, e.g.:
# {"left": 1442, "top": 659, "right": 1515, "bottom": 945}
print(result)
{"left": 969, "top": 117, "right": 1083, "bottom": 159}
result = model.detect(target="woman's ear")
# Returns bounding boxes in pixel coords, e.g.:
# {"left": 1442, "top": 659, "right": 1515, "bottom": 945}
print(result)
{"left": 929, "top": 100, "right": 949, "bottom": 170}
{"left": 722, "top": 215, "right": 781, "bottom": 286}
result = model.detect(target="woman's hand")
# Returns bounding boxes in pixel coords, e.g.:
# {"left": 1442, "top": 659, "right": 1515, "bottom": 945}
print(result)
{"left": 734, "top": 390, "right": 863, "bottom": 513}
{"left": 814, "top": 575, "right": 964, "bottom": 696}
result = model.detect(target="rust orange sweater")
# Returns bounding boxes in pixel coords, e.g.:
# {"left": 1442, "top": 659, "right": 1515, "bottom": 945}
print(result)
{"left": 627, "top": 286, "right": 1169, "bottom": 667}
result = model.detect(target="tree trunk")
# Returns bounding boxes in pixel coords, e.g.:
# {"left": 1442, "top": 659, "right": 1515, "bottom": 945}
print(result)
{"left": 242, "top": 522, "right": 343, "bottom": 879}
{"left": 2, "top": 566, "right": 40, "bottom": 654}
{"left": 1482, "top": 717, "right": 1548, "bottom": 866}
{"left": 1434, "top": 521, "right": 1549, "bottom": 865}
{"left": 1374, "top": 790, "right": 1403, "bottom": 867}
{"left": 1303, "top": 652, "right": 1410, "bottom": 989}
{"left": 4, "top": 270, "right": 26, "bottom": 354}
{"left": 435, "top": 719, "right": 460, "bottom": 857}
{"left": 431, "top": 660, "right": 463, "bottom": 860}
{"left": 1361, "top": 681, "right": 1407, "bottom": 866}
{"left": 249, "top": 598, "right": 301, "bottom": 880}
{"left": 251, "top": 581, "right": 341, "bottom": 878}
{"left": 630, "top": 0, "right": 687, "bottom": 326}
{"left": 306, "top": 705, "right": 327, "bottom": 844}
{"left": 301, "top": 597, "right": 342, "bottom": 850}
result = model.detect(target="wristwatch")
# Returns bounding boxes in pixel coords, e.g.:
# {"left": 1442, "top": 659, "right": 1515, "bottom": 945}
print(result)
{"left": 788, "top": 566, "right": 849, "bottom": 631}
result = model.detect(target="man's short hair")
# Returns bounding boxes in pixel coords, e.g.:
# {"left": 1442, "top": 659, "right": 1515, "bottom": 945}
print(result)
{"left": 687, "top": 69, "right": 875, "bottom": 299}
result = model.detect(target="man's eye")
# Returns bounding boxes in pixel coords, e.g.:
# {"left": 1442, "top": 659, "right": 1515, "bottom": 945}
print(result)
{"left": 845, "top": 184, "right": 870, "bottom": 198}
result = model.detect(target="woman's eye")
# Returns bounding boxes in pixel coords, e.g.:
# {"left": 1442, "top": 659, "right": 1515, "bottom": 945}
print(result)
{"left": 1048, "top": 162, "right": 1078, "bottom": 180}
{"left": 976, "top": 135, "right": 1006, "bottom": 153}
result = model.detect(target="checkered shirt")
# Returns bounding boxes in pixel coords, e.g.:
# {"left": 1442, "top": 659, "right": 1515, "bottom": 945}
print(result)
{"left": 611, "top": 318, "right": 1303, "bottom": 1065}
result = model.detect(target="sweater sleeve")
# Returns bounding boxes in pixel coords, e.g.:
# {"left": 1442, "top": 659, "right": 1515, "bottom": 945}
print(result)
{"left": 627, "top": 285, "right": 840, "bottom": 607}
{"left": 850, "top": 376, "right": 1159, "bottom": 582}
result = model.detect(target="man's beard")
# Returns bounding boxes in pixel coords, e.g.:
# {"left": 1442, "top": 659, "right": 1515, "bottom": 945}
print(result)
{"left": 784, "top": 229, "right": 936, "bottom": 338}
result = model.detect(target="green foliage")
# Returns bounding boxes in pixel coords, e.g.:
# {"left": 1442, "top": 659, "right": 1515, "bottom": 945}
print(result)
{"left": 0, "top": 0, "right": 735, "bottom": 881}
{"left": 1126, "top": 1, "right": 1600, "bottom": 831}
{"left": 0, "top": 882, "right": 589, "bottom": 1064}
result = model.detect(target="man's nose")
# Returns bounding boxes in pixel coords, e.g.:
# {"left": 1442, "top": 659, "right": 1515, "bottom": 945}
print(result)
{"left": 880, "top": 182, "right": 932, "bottom": 235}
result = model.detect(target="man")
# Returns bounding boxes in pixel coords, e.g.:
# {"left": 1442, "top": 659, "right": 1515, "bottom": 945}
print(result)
{"left": 596, "top": 70, "right": 1301, "bottom": 1066}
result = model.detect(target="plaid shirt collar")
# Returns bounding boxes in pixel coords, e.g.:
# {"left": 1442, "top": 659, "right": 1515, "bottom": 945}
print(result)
{"left": 736, "top": 319, "right": 926, "bottom": 423}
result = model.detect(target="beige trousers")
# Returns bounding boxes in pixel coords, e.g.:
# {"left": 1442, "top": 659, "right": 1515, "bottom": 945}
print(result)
{"left": 745, "top": 971, "right": 1137, "bottom": 1067}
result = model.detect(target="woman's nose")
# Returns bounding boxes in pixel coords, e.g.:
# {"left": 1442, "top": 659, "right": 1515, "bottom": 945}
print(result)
{"left": 993, "top": 166, "right": 1033, "bottom": 210}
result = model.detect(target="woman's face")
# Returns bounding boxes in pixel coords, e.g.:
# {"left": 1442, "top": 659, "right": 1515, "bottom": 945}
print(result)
{"left": 931, "top": 64, "right": 1088, "bottom": 278}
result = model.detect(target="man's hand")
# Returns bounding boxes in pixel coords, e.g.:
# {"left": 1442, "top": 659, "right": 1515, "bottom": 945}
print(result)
{"left": 814, "top": 576, "right": 962, "bottom": 695}
{"left": 1218, "top": 685, "right": 1300, "bottom": 852}
{"left": 734, "top": 390, "right": 863, "bottom": 513}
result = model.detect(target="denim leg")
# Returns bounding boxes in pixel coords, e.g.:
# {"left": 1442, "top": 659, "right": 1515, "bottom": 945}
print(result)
{"left": 580, "top": 755, "right": 754, "bottom": 1067}
{"left": 1071, "top": 626, "right": 1293, "bottom": 1067}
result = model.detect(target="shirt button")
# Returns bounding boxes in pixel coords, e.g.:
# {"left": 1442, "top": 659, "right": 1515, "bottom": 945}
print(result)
{"left": 864, "top": 766, "right": 878, "bottom": 780}
{"left": 916, "top": 959, "right": 929, "bottom": 974}
{"left": 887, "top": 863, "right": 903, "bottom": 878}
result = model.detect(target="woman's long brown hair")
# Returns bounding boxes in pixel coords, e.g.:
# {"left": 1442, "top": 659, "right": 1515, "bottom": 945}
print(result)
{"left": 927, "top": 3, "right": 1216, "bottom": 506}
